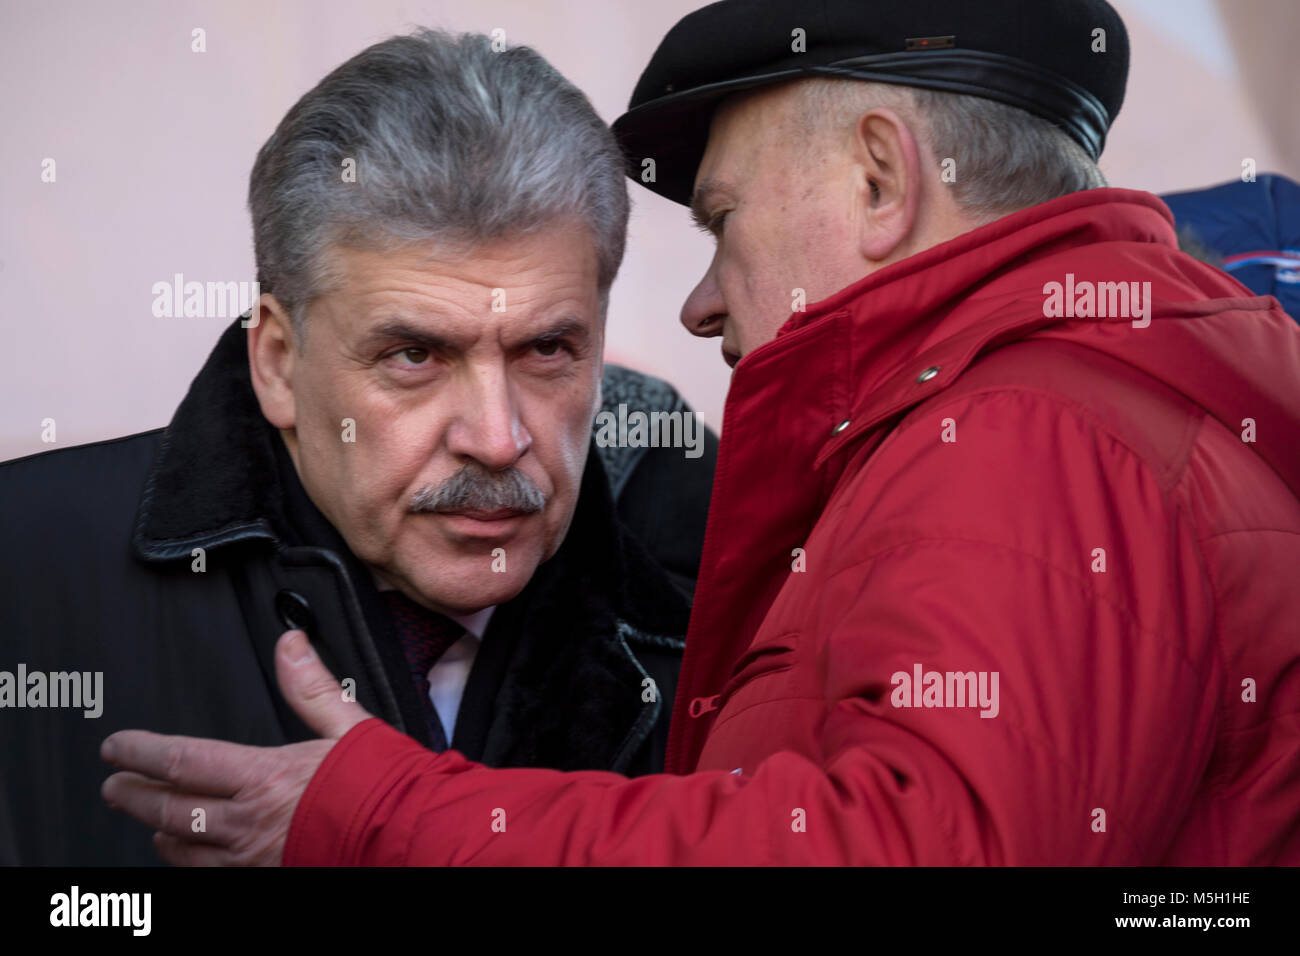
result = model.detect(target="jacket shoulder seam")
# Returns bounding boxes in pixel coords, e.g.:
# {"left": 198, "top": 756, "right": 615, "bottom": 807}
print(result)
{"left": 890, "top": 381, "right": 1197, "bottom": 493}
{"left": 822, "top": 535, "right": 1212, "bottom": 683}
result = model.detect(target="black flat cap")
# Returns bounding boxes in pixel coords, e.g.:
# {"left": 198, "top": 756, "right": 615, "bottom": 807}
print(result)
{"left": 613, "top": 0, "right": 1129, "bottom": 206}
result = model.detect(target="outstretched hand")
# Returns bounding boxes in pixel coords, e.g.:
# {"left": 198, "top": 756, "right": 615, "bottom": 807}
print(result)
{"left": 101, "top": 630, "right": 371, "bottom": 865}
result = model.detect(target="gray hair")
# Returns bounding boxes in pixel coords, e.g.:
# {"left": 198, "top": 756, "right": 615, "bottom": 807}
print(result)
{"left": 796, "top": 78, "right": 1107, "bottom": 222}
{"left": 248, "top": 28, "right": 629, "bottom": 335}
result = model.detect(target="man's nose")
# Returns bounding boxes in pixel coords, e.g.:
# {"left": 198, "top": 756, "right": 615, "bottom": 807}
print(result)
{"left": 680, "top": 263, "right": 726, "bottom": 338}
{"left": 446, "top": 365, "right": 531, "bottom": 470}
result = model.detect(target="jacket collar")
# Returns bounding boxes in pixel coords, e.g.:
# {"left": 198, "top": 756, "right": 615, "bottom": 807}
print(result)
{"left": 802, "top": 186, "right": 1300, "bottom": 496}
{"left": 132, "top": 319, "right": 287, "bottom": 560}
{"left": 792, "top": 188, "right": 1178, "bottom": 465}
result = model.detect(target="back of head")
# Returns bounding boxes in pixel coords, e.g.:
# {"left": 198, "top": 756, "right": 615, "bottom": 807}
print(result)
{"left": 796, "top": 78, "right": 1108, "bottom": 223}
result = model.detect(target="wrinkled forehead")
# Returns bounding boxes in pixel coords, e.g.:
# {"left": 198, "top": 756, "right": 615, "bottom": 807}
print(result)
{"left": 325, "top": 224, "right": 598, "bottom": 299}
{"left": 290, "top": 235, "right": 603, "bottom": 361}
{"left": 325, "top": 217, "right": 599, "bottom": 285}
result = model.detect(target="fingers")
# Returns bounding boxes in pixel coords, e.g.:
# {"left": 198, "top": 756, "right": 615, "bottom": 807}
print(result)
{"left": 274, "top": 630, "right": 371, "bottom": 739}
{"left": 101, "top": 771, "right": 239, "bottom": 845}
{"left": 99, "top": 712, "right": 339, "bottom": 867}
{"left": 101, "top": 730, "right": 254, "bottom": 796}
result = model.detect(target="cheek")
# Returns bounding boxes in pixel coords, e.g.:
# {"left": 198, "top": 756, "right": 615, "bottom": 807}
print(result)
{"left": 559, "top": 423, "right": 590, "bottom": 490}
{"left": 299, "top": 391, "right": 423, "bottom": 526}
{"left": 557, "top": 392, "right": 596, "bottom": 481}
{"left": 718, "top": 248, "right": 793, "bottom": 349}
{"left": 536, "top": 389, "right": 596, "bottom": 507}
{"left": 292, "top": 380, "right": 348, "bottom": 494}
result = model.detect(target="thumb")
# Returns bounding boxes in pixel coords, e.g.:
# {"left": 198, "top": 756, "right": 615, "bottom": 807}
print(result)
{"left": 275, "top": 630, "right": 371, "bottom": 739}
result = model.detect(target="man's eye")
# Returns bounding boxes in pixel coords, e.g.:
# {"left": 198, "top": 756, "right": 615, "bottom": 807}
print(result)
{"left": 709, "top": 210, "right": 730, "bottom": 234}
{"left": 534, "top": 339, "right": 566, "bottom": 357}
{"left": 396, "top": 347, "right": 429, "bottom": 364}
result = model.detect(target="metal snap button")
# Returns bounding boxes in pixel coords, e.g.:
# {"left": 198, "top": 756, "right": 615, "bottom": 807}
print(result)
{"left": 274, "top": 589, "right": 315, "bottom": 634}
{"left": 917, "top": 365, "right": 941, "bottom": 383}
{"left": 831, "top": 419, "right": 851, "bottom": 436}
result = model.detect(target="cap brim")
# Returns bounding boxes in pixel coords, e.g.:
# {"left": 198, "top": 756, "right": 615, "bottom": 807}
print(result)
{"left": 615, "top": 49, "right": 1112, "bottom": 208}
{"left": 612, "top": 66, "right": 813, "bottom": 207}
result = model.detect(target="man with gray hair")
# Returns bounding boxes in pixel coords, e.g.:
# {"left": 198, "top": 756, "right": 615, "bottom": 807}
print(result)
{"left": 102, "top": 0, "right": 1300, "bottom": 866}
{"left": 0, "top": 28, "right": 717, "bottom": 864}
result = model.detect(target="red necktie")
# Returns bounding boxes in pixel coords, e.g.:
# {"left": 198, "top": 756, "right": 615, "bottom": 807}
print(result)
{"left": 379, "top": 589, "right": 466, "bottom": 750}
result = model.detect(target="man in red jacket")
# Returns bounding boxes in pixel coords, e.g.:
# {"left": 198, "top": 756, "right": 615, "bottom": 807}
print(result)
{"left": 103, "top": 0, "right": 1300, "bottom": 864}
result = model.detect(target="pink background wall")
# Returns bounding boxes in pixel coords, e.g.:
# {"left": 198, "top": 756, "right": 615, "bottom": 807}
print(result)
{"left": 2, "top": 0, "right": 1297, "bottom": 460}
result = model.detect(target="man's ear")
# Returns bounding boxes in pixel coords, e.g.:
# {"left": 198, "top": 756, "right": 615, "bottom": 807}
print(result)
{"left": 851, "top": 107, "right": 922, "bottom": 264}
{"left": 247, "top": 295, "right": 297, "bottom": 431}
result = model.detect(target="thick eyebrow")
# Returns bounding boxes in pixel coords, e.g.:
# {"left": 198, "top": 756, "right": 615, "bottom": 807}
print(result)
{"left": 690, "top": 178, "right": 735, "bottom": 231}
{"left": 516, "top": 315, "right": 590, "bottom": 349}
{"left": 359, "top": 314, "right": 591, "bottom": 355}
{"left": 359, "top": 319, "right": 459, "bottom": 354}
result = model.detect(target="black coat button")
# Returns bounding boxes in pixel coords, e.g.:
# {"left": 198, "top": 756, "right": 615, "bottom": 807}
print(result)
{"left": 274, "top": 589, "right": 316, "bottom": 634}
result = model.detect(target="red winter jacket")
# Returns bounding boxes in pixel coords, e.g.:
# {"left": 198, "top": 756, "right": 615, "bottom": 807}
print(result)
{"left": 285, "top": 188, "right": 1300, "bottom": 865}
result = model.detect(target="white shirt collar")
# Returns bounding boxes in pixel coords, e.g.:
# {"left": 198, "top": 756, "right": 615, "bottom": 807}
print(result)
{"left": 449, "top": 605, "right": 494, "bottom": 640}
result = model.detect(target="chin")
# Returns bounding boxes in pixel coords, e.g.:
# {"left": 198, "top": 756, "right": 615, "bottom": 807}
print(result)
{"left": 427, "top": 572, "right": 531, "bottom": 615}
{"left": 402, "top": 540, "right": 544, "bottom": 614}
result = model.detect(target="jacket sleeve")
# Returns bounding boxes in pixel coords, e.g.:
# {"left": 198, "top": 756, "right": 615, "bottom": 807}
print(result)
{"left": 285, "top": 389, "right": 1220, "bottom": 866}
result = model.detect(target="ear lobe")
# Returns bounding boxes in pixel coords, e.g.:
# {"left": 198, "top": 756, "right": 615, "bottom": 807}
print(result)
{"left": 854, "top": 109, "right": 922, "bottom": 263}
{"left": 247, "top": 296, "right": 297, "bottom": 431}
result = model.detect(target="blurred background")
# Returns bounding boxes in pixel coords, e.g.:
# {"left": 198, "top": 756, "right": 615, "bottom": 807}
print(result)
{"left": 2, "top": 0, "right": 1297, "bottom": 460}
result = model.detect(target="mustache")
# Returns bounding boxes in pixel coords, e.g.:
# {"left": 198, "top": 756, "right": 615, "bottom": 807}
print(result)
{"left": 410, "top": 462, "right": 546, "bottom": 514}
